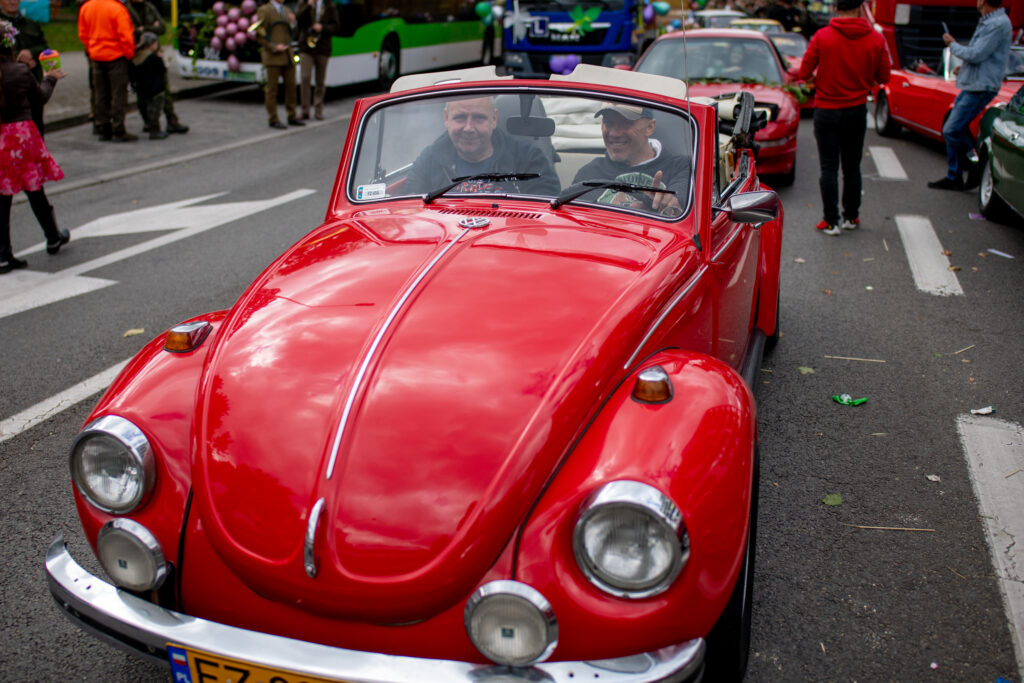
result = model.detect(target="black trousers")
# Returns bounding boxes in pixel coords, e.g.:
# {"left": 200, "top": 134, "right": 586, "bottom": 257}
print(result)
{"left": 813, "top": 104, "right": 867, "bottom": 226}
{"left": 92, "top": 57, "right": 130, "bottom": 136}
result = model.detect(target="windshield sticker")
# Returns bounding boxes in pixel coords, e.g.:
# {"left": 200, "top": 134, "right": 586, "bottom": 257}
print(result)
{"left": 357, "top": 184, "right": 387, "bottom": 200}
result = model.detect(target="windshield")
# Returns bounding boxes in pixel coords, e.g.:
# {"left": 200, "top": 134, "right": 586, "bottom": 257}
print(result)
{"left": 697, "top": 11, "right": 746, "bottom": 27}
{"left": 348, "top": 91, "right": 695, "bottom": 219}
{"left": 636, "top": 37, "right": 785, "bottom": 83}
{"left": 770, "top": 34, "right": 808, "bottom": 58}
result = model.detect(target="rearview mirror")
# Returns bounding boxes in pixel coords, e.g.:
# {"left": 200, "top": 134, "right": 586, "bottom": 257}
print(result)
{"left": 507, "top": 116, "right": 556, "bottom": 137}
{"left": 725, "top": 190, "right": 779, "bottom": 224}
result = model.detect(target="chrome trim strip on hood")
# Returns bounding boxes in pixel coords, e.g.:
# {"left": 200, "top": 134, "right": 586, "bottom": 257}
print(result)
{"left": 46, "top": 536, "right": 705, "bottom": 683}
{"left": 623, "top": 265, "right": 708, "bottom": 370}
{"left": 326, "top": 228, "right": 472, "bottom": 480}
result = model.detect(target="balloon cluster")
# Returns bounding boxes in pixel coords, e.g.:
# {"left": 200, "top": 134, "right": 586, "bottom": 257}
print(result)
{"left": 549, "top": 53, "right": 581, "bottom": 75}
{"left": 209, "top": 0, "right": 258, "bottom": 72}
{"left": 641, "top": 0, "right": 671, "bottom": 26}
{"left": 474, "top": 1, "right": 503, "bottom": 26}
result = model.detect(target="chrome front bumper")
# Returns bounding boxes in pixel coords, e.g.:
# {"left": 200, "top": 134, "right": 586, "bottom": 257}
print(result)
{"left": 46, "top": 535, "right": 705, "bottom": 683}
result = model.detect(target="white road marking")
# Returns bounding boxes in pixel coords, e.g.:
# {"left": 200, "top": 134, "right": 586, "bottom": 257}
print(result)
{"left": 894, "top": 214, "right": 964, "bottom": 296}
{"left": 866, "top": 110, "right": 875, "bottom": 130}
{"left": 0, "top": 190, "right": 316, "bottom": 320}
{"left": 956, "top": 415, "right": 1024, "bottom": 676}
{"left": 0, "top": 360, "right": 128, "bottom": 444}
{"left": 868, "top": 146, "right": 907, "bottom": 179}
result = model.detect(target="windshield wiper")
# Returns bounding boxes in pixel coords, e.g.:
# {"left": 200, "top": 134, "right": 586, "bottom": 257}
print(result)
{"left": 550, "top": 180, "right": 676, "bottom": 210}
{"left": 424, "top": 172, "right": 540, "bottom": 204}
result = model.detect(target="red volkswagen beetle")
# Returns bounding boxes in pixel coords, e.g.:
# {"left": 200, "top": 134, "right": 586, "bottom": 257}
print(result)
{"left": 634, "top": 29, "right": 802, "bottom": 185}
{"left": 46, "top": 64, "right": 782, "bottom": 683}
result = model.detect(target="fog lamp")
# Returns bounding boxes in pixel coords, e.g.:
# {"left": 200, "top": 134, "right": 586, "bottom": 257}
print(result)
{"left": 97, "top": 519, "right": 168, "bottom": 592}
{"left": 465, "top": 581, "right": 557, "bottom": 667}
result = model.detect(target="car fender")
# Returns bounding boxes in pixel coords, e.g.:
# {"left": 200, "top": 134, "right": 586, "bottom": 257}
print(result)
{"left": 72, "top": 312, "right": 227, "bottom": 555}
{"left": 514, "top": 349, "right": 756, "bottom": 660}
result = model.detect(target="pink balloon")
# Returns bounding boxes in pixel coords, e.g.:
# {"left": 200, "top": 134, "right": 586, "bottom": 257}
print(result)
{"left": 236, "top": 16, "right": 249, "bottom": 30}
{"left": 225, "top": 37, "right": 237, "bottom": 51}
{"left": 227, "top": 7, "right": 241, "bottom": 20}
{"left": 216, "top": 13, "right": 229, "bottom": 26}
{"left": 213, "top": 25, "right": 227, "bottom": 39}
{"left": 212, "top": 0, "right": 225, "bottom": 15}
{"left": 233, "top": 31, "right": 247, "bottom": 45}
{"left": 210, "top": 35, "right": 223, "bottom": 50}
{"left": 241, "top": 0, "right": 257, "bottom": 14}
{"left": 226, "top": 22, "right": 238, "bottom": 34}
{"left": 227, "top": 54, "right": 241, "bottom": 71}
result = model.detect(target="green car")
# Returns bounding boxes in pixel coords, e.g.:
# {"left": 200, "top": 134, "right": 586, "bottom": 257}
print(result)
{"left": 978, "top": 83, "right": 1024, "bottom": 225}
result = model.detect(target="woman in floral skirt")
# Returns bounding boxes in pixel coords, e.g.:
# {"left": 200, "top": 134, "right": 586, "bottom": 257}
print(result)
{"left": 1, "top": 19, "right": 69, "bottom": 274}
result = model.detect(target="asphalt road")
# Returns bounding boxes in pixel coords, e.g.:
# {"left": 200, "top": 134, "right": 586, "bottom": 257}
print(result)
{"left": 1, "top": 85, "right": 1022, "bottom": 682}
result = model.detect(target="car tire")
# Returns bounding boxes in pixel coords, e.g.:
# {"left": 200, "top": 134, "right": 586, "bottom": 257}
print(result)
{"left": 378, "top": 36, "right": 400, "bottom": 90}
{"left": 874, "top": 93, "right": 901, "bottom": 137}
{"left": 704, "top": 445, "right": 759, "bottom": 682}
{"left": 978, "top": 150, "right": 1012, "bottom": 224}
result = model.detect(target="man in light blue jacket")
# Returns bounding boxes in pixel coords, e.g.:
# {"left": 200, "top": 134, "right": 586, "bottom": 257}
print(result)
{"left": 928, "top": 0, "right": 1011, "bottom": 191}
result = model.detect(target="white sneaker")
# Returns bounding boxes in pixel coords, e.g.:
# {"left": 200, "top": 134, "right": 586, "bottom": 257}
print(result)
{"left": 816, "top": 219, "right": 841, "bottom": 236}
{"left": 840, "top": 217, "right": 860, "bottom": 231}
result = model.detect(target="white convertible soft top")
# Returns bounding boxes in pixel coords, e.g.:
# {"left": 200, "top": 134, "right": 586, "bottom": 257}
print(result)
{"left": 391, "top": 64, "right": 687, "bottom": 102}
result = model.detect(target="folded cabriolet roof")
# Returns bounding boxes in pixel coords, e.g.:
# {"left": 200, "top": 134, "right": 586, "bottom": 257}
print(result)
{"left": 391, "top": 64, "right": 687, "bottom": 102}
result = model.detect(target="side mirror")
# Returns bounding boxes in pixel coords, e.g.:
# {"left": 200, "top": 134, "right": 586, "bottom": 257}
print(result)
{"left": 725, "top": 190, "right": 779, "bottom": 224}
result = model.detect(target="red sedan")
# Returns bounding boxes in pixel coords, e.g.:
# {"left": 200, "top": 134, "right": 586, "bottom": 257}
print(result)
{"left": 875, "top": 44, "right": 1024, "bottom": 140}
{"left": 46, "top": 64, "right": 783, "bottom": 683}
{"left": 634, "top": 28, "right": 802, "bottom": 184}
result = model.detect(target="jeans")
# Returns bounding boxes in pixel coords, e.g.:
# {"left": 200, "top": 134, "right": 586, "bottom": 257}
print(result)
{"left": 813, "top": 104, "right": 867, "bottom": 226}
{"left": 942, "top": 90, "right": 997, "bottom": 180}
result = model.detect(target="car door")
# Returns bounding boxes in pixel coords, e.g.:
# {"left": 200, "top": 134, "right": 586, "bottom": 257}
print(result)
{"left": 991, "top": 104, "right": 1024, "bottom": 215}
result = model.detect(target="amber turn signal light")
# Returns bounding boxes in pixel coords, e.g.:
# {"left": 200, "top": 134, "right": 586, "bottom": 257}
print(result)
{"left": 632, "top": 366, "right": 673, "bottom": 404}
{"left": 164, "top": 321, "right": 212, "bottom": 353}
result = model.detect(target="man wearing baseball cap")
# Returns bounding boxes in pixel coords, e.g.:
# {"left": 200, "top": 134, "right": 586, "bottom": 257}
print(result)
{"left": 572, "top": 104, "right": 690, "bottom": 217}
{"left": 798, "top": 0, "right": 890, "bottom": 235}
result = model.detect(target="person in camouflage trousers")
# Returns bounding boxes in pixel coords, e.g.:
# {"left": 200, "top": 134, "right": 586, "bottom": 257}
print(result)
{"left": 125, "top": 0, "right": 188, "bottom": 134}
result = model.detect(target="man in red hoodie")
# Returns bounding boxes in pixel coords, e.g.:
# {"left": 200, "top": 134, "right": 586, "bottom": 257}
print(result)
{"left": 798, "top": 0, "right": 890, "bottom": 235}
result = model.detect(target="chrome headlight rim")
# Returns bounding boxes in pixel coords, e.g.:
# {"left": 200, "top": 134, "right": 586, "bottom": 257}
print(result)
{"left": 69, "top": 415, "right": 155, "bottom": 515}
{"left": 97, "top": 518, "right": 168, "bottom": 592}
{"left": 464, "top": 580, "right": 558, "bottom": 667}
{"left": 573, "top": 480, "right": 689, "bottom": 599}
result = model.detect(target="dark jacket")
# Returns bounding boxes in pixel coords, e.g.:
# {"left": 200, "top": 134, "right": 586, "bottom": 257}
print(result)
{"left": 0, "top": 9, "right": 49, "bottom": 82}
{"left": 125, "top": 0, "right": 167, "bottom": 41}
{"left": 406, "top": 128, "right": 561, "bottom": 196}
{"left": 572, "top": 144, "right": 691, "bottom": 208}
{"left": 296, "top": 0, "right": 340, "bottom": 56}
{"left": 130, "top": 50, "right": 166, "bottom": 100}
{"left": 798, "top": 16, "right": 890, "bottom": 109}
{"left": 0, "top": 60, "right": 57, "bottom": 124}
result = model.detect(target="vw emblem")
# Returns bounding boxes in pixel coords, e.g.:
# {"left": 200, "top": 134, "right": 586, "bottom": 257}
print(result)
{"left": 458, "top": 217, "right": 491, "bottom": 229}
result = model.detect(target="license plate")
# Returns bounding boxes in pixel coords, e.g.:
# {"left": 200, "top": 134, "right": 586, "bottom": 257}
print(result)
{"left": 167, "top": 644, "right": 352, "bottom": 683}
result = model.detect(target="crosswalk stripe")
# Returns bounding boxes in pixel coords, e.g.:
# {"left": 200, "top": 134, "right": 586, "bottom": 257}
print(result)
{"left": 956, "top": 415, "right": 1024, "bottom": 676}
{"left": 868, "top": 146, "right": 907, "bottom": 179}
{"left": 0, "top": 360, "right": 128, "bottom": 444}
{"left": 895, "top": 214, "right": 964, "bottom": 296}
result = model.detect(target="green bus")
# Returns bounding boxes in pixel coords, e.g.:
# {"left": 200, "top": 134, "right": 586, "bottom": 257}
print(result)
{"left": 174, "top": 0, "right": 500, "bottom": 89}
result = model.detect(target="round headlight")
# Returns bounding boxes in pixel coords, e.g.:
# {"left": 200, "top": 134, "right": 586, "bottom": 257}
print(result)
{"left": 70, "top": 416, "right": 155, "bottom": 514}
{"left": 465, "top": 581, "right": 558, "bottom": 667}
{"left": 97, "top": 519, "right": 167, "bottom": 592}
{"left": 574, "top": 481, "right": 689, "bottom": 598}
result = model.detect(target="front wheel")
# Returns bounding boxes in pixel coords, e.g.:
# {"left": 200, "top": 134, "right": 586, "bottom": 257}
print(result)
{"left": 978, "top": 150, "right": 1012, "bottom": 223}
{"left": 378, "top": 37, "right": 400, "bottom": 90}
{"left": 874, "top": 92, "right": 901, "bottom": 137}
{"left": 704, "top": 446, "right": 759, "bottom": 682}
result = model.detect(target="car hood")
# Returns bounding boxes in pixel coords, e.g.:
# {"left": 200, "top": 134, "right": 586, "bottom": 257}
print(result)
{"left": 193, "top": 205, "right": 696, "bottom": 621}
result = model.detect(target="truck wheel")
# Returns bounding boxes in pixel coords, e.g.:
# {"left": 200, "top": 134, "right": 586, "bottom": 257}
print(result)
{"left": 874, "top": 92, "right": 900, "bottom": 137}
{"left": 378, "top": 36, "right": 400, "bottom": 90}
{"left": 704, "top": 445, "right": 759, "bottom": 682}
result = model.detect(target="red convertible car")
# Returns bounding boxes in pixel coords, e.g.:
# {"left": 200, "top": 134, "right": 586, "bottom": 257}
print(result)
{"left": 46, "top": 64, "right": 783, "bottom": 683}
{"left": 874, "top": 44, "right": 1024, "bottom": 141}
{"left": 634, "top": 29, "right": 802, "bottom": 185}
